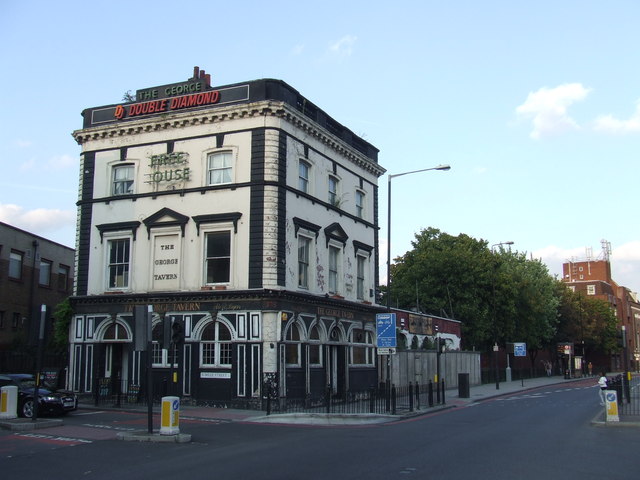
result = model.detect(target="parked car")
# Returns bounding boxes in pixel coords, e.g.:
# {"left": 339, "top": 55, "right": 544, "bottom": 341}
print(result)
{"left": 0, "top": 373, "right": 78, "bottom": 418}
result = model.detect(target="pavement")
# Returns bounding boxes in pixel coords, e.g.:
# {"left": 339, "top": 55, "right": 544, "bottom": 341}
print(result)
{"left": 1, "top": 374, "right": 636, "bottom": 441}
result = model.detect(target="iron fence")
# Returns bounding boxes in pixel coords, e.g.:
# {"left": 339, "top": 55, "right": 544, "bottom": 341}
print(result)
{"left": 268, "top": 381, "right": 446, "bottom": 416}
{"left": 92, "top": 377, "right": 170, "bottom": 407}
{"left": 610, "top": 374, "right": 640, "bottom": 416}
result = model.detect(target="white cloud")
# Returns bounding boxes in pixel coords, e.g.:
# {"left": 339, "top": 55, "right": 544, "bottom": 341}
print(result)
{"left": 291, "top": 44, "right": 305, "bottom": 56}
{"left": 15, "top": 139, "right": 32, "bottom": 148}
{"left": 18, "top": 154, "right": 77, "bottom": 172}
{"left": 516, "top": 83, "right": 592, "bottom": 139}
{"left": 0, "top": 203, "right": 75, "bottom": 235}
{"left": 593, "top": 99, "right": 640, "bottom": 134}
{"left": 329, "top": 35, "right": 357, "bottom": 57}
{"left": 48, "top": 154, "right": 77, "bottom": 170}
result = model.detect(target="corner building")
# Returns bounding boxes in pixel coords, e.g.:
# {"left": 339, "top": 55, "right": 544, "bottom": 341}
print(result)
{"left": 70, "top": 68, "right": 386, "bottom": 408}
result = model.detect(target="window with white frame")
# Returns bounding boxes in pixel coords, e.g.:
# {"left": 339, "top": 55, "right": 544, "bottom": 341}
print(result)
{"left": 298, "top": 236, "right": 312, "bottom": 289}
{"left": 587, "top": 284, "right": 596, "bottom": 295}
{"left": 328, "top": 245, "right": 341, "bottom": 294}
{"left": 356, "top": 254, "right": 366, "bottom": 300}
{"left": 107, "top": 238, "right": 131, "bottom": 289}
{"left": 328, "top": 175, "right": 339, "bottom": 206}
{"left": 355, "top": 190, "right": 365, "bottom": 219}
{"left": 152, "top": 322, "right": 176, "bottom": 367}
{"left": 309, "top": 324, "right": 322, "bottom": 366}
{"left": 9, "top": 250, "right": 23, "bottom": 280}
{"left": 285, "top": 323, "right": 302, "bottom": 366}
{"left": 200, "top": 321, "right": 232, "bottom": 367}
{"left": 207, "top": 151, "right": 233, "bottom": 185}
{"left": 39, "top": 259, "right": 52, "bottom": 286}
{"left": 205, "top": 231, "right": 231, "bottom": 284}
{"left": 298, "top": 159, "right": 310, "bottom": 193}
{"left": 350, "top": 329, "right": 374, "bottom": 365}
{"left": 112, "top": 164, "right": 134, "bottom": 195}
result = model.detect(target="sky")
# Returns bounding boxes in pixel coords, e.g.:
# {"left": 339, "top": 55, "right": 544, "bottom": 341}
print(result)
{"left": 1, "top": 0, "right": 638, "bottom": 293}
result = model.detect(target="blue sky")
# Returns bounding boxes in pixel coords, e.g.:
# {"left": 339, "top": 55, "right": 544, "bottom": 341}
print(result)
{"left": 1, "top": 0, "right": 638, "bottom": 293}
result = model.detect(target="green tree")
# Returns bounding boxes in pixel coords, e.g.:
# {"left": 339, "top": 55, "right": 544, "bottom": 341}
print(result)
{"left": 387, "top": 228, "right": 495, "bottom": 350}
{"left": 52, "top": 298, "right": 73, "bottom": 353}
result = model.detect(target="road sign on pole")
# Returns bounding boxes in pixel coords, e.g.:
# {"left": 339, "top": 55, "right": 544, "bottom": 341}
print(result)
{"left": 376, "top": 313, "right": 397, "bottom": 348}
{"left": 514, "top": 342, "right": 527, "bottom": 357}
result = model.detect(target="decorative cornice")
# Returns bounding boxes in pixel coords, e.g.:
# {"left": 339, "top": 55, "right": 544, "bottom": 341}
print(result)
{"left": 72, "top": 101, "right": 385, "bottom": 177}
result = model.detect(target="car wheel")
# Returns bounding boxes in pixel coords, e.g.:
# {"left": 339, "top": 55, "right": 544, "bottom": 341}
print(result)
{"left": 21, "top": 399, "right": 34, "bottom": 418}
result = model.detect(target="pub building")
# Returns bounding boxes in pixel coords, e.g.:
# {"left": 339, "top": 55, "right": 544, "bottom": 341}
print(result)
{"left": 69, "top": 67, "right": 386, "bottom": 408}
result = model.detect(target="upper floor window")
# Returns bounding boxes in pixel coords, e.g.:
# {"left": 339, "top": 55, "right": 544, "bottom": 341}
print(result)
{"left": 205, "top": 231, "right": 231, "bottom": 284}
{"left": 39, "top": 259, "right": 52, "bottom": 287}
{"left": 298, "top": 160, "right": 310, "bottom": 193}
{"left": 58, "top": 264, "right": 70, "bottom": 291}
{"left": 587, "top": 284, "right": 596, "bottom": 295}
{"left": 200, "top": 322, "right": 232, "bottom": 367}
{"left": 355, "top": 190, "right": 365, "bottom": 219}
{"left": 207, "top": 151, "right": 233, "bottom": 185}
{"left": 112, "top": 164, "right": 134, "bottom": 195}
{"left": 9, "top": 251, "right": 23, "bottom": 280}
{"left": 328, "top": 175, "right": 339, "bottom": 206}
{"left": 328, "top": 245, "right": 341, "bottom": 294}
{"left": 356, "top": 255, "right": 366, "bottom": 300}
{"left": 298, "top": 236, "right": 312, "bottom": 289}
{"left": 107, "top": 238, "right": 130, "bottom": 289}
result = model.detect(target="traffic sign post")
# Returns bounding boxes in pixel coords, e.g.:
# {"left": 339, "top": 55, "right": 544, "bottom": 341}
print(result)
{"left": 376, "top": 313, "right": 397, "bottom": 348}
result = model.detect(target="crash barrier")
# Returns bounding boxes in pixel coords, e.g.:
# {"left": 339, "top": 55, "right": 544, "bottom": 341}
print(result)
{"left": 267, "top": 381, "right": 446, "bottom": 416}
{"left": 0, "top": 386, "right": 18, "bottom": 419}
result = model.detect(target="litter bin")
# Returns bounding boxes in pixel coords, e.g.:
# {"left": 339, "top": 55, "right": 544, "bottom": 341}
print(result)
{"left": 458, "top": 373, "right": 470, "bottom": 398}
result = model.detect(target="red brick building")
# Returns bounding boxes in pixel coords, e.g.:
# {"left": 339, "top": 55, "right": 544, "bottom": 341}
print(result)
{"left": 562, "top": 258, "right": 640, "bottom": 372}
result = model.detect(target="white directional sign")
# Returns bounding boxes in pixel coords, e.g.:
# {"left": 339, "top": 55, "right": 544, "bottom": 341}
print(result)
{"left": 376, "top": 313, "right": 397, "bottom": 348}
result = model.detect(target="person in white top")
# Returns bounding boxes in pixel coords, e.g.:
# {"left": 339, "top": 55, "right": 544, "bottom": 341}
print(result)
{"left": 597, "top": 372, "right": 608, "bottom": 406}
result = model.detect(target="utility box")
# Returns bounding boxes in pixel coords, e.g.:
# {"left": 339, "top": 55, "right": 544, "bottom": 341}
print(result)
{"left": 160, "top": 396, "right": 180, "bottom": 435}
{"left": 0, "top": 386, "right": 18, "bottom": 419}
{"left": 458, "top": 373, "right": 470, "bottom": 398}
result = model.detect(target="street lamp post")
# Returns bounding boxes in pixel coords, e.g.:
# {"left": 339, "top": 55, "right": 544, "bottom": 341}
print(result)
{"left": 491, "top": 241, "right": 514, "bottom": 390}
{"left": 385, "top": 164, "right": 451, "bottom": 387}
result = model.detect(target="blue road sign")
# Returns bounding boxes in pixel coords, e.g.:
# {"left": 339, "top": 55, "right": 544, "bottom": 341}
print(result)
{"left": 514, "top": 342, "right": 527, "bottom": 357}
{"left": 376, "top": 313, "right": 397, "bottom": 348}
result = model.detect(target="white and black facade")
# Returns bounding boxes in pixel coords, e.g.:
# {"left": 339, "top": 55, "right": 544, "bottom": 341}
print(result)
{"left": 69, "top": 68, "right": 385, "bottom": 408}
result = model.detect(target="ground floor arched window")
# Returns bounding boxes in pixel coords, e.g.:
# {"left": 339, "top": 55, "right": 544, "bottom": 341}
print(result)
{"left": 200, "top": 321, "right": 232, "bottom": 367}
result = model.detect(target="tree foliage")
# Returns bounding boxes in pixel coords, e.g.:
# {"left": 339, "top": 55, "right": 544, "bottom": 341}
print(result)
{"left": 52, "top": 298, "right": 73, "bottom": 353}
{"left": 386, "top": 228, "right": 558, "bottom": 352}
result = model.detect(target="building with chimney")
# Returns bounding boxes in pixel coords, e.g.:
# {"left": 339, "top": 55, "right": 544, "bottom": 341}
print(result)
{"left": 69, "top": 68, "right": 386, "bottom": 407}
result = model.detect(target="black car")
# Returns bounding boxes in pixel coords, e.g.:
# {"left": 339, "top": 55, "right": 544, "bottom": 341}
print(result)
{"left": 0, "top": 373, "right": 78, "bottom": 418}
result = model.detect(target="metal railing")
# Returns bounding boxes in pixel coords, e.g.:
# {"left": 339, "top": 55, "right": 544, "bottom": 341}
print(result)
{"left": 610, "top": 374, "right": 640, "bottom": 416}
{"left": 267, "top": 381, "right": 446, "bottom": 416}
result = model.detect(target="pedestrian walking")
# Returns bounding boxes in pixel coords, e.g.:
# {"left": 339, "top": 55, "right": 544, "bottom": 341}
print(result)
{"left": 597, "top": 371, "right": 608, "bottom": 405}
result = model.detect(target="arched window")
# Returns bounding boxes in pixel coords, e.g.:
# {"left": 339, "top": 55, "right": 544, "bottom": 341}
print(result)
{"left": 200, "top": 322, "right": 232, "bottom": 367}
{"left": 103, "top": 323, "right": 129, "bottom": 341}
{"left": 309, "top": 325, "right": 322, "bottom": 366}
{"left": 350, "top": 329, "right": 374, "bottom": 366}
{"left": 285, "top": 323, "right": 302, "bottom": 366}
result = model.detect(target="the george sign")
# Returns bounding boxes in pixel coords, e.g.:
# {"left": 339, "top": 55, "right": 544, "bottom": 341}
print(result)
{"left": 376, "top": 313, "right": 397, "bottom": 348}
{"left": 513, "top": 342, "right": 527, "bottom": 357}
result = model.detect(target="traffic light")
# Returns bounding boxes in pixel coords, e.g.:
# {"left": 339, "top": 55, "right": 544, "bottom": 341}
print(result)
{"left": 171, "top": 319, "right": 184, "bottom": 345}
